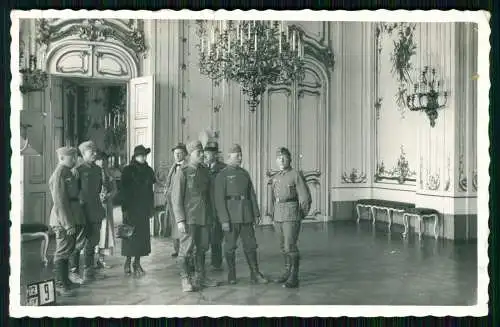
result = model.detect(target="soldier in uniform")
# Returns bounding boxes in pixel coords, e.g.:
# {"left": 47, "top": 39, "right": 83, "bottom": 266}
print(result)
{"left": 49, "top": 146, "right": 84, "bottom": 296}
{"left": 270, "top": 147, "right": 311, "bottom": 288}
{"left": 171, "top": 140, "right": 219, "bottom": 292}
{"left": 204, "top": 141, "right": 227, "bottom": 271}
{"left": 69, "top": 140, "right": 105, "bottom": 283}
{"left": 164, "top": 143, "right": 187, "bottom": 256}
{"left": 214, "top": 144, "right": 268, "bottom": 285}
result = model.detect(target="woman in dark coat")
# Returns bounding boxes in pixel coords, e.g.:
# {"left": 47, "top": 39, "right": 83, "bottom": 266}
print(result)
{"left": 121, "top": 145, "right": 156, "bottom": 277}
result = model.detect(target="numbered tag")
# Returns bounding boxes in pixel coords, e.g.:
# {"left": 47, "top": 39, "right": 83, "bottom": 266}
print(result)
{"left": 26, "top": 279, "right": 56, "bottom": 306}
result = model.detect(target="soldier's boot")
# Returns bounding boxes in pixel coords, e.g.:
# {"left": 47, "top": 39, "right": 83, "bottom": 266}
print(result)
{"left": 54, "top": 260, "right": 75, "bottom": 297}
{"left": 245, "top": 251, "right": 269, "bottom": 284}
{"left": 69, "top": 252, "right": 83, "bottom": 284}
{"left": 273, "top": 254, "right": 291, "bottom": 284}
{"left": 211, "top": 243, "right": 223, "bottom": 271}
{"left": 225, "top": 252, "right": 237, "bottom": 285}
{"left": 172, "top": 239, "right": 180, "bottom": 257}
{"left": 62, "top": 259, "right": 80, "bottom": 290}
{"left": 179, "top": 256, "right": 194, "bottom": 292}
{"left": 199, "top": 253, "right": 219, "bottom": 288}
{"left": 283, "top": 254, "right": 300, "bottom": 289}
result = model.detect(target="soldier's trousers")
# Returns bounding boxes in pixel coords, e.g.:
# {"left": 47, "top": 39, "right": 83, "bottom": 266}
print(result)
{"left": 53, "top": 226, "right": 78, "bottom": 262}
{"left": 223, "top": 223, "right": 258, "bottom": 255}
{"left": 67, "top": 225, "right": 87, "bottom": 269}
{"left": 178, "top": 224, "right": 210, "bottom": 278}
{"left": 69, "top": 223, "right": 100, "bottom": 271}
{"left": 274, "top": 221, "right": 301, "bottom": 256}
{"left": 210, "top": 221, "right": 223, "bottom": 267}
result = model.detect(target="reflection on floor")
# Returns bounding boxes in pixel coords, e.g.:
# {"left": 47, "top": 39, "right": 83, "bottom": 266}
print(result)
{"left": 20, "top": 218, "right": 477, "bottom": 306}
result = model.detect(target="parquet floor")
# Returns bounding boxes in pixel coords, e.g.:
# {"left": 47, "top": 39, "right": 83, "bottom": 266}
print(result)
{"left": 19, "top": 212, "right": 477, "bottom": 306}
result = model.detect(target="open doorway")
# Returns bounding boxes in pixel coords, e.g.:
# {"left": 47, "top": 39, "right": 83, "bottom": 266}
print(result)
{"left": 61, "top": 77, "right": 128, "bottom": 182}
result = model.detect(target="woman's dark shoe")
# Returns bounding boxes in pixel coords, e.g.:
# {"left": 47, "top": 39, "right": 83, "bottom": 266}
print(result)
{"left": 124, "top": 262, "right": 132, "bottom": 276}
{"left": 171, "top": 252, "right": 179, "bottom": 258}
{"left": 133, "top": 263, "right": 145, "bottom": 277}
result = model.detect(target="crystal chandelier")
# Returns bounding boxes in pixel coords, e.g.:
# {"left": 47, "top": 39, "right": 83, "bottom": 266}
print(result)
{"left": 196, "top": 20, "right": 306, "bottom": 111}
{"left": 406, "top": 66, "right": 449, "bottom": 127}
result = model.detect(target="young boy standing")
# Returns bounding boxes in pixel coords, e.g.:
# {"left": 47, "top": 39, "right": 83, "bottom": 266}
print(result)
{"left": 49, "top": 146, "right": 84, "bottom": 296}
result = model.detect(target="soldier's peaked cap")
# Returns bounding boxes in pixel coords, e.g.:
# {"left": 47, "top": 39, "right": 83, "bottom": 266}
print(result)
{"left": 204, "top": 141, "right": 219, "bottom": 152}
{"left": 228, "top": 144, "right": 242, "bottom": 153}
{"left": 78, "top": 140, "right": 97, "bottom": 153}
{"left": 276, "top": 147, "right": 292, "bottom": 158}
{"left": 56, "top": 146, "right": 77, "bottom": 157}
{"left": 186, "top": 140, "right": 203, "bottom": 153}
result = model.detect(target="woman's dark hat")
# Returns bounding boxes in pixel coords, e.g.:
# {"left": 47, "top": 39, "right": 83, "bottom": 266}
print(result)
{"left": 171, "top": 142, "right": 187, "bottom": 153}
{"left": 95, "top": 150, "right": 109, "bottom": 160}
{"left": 204, "top": 141, "right": 219, "bottom": 152}
{"left": 133, "top": 145, "right": 151, "bottom": 156}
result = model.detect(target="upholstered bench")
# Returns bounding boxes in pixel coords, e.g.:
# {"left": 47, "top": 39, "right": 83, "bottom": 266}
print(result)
{"left": 21, "top": 223, "right": 50, "bottom": 266}
{"left": 356, "top": 199, "right": 415, "bottom": 231}
{"left": 402, "top": 208, "right": 440, "bottom": 240}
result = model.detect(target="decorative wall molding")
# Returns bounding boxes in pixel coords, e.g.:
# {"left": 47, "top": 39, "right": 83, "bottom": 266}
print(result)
{"left": 375, "top": 145, "right": 416, "bottom": 184}
{"left": 425, "top": 170, "right": 441, "bottom": 191}
{"left": 292, "top": 25, "right": 335, "bottom": 72}
{"left": 36, "top": 19, "right": 147, "bottom": 59}
{"left": 444, "top": 155, "right": 451, "bottom": 191}
{"left": 472, "top": 170, "right": 478, "bottom": 192}
{"left": 458, "top": 155, "right": 468, "bottom": 192}
{"left": 341, "top": 169, "right": 368, "bottom": 183}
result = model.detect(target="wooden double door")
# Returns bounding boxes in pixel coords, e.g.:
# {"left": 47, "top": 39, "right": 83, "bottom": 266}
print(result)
{"left": 259, "top": 66, "right": 330, "bottom": 224}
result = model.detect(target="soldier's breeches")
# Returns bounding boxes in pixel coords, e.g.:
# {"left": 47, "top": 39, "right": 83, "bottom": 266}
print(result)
{"left": 83, "top": 223, "right": 101, "bottom": 267}
{"left": 53, "top": 227, "right": 77, "bottom": 261}
{"left": 68, "top": 225, "right": 86, "bottom": 270}
{"left": 223, "top": 223, "right": 257, "bottom": 255}
{"left": 178, "top": 224, "right": 210, "bottom": 276}
{"left": 210, "top": 222, "right": 223, "bottom": 267}
{"left": 275, "top": 221, "right": 301, "bottom": 256}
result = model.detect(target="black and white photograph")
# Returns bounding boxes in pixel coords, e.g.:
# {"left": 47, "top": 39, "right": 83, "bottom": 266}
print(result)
{"left": 9, "top": 10, "right": 489, "bottom": 317}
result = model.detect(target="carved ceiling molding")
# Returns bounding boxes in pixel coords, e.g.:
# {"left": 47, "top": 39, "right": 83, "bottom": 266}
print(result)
{"left": 36, "top": 19, "right": 147, "bottom": 60}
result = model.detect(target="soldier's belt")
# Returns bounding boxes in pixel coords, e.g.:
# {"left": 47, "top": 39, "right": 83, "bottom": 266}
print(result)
{"left": 276, "top": 198, "right": 298, "bottom": 203}
{"left": 225, "top": 195, "right": 247, "bottom": 200}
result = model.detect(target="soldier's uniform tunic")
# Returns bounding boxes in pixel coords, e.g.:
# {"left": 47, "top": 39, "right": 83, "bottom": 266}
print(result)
{"left": 207, "top": 160, "right": 227, "bottom": 268}
{"left": 49, "top": 164, "right": 85, "bottom": 261}
{"left": 72, "top": 160, "right": 105, "bottom": 273}
{"left": 171, "top": 163, "right": 213, "bottom": 280}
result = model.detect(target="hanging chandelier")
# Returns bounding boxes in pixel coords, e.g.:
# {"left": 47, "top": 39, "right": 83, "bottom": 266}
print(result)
{"left": 196, "top": 20, "right": 306, "bottom": 111}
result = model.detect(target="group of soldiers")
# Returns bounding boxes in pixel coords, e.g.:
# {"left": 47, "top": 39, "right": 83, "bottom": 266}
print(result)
{"left": 164, "top": 140, "right": 311, "bottom": 292}
{"left": 47, "top": 137, "right": 312, "bottom": 298}
{"left": 48, "top": 141, "right": 105, "bottom": 297}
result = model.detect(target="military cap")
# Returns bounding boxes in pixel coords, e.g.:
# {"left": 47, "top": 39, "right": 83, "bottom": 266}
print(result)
{"left": 56, "top": 146, "right": 77, "bottom": 157}
{"left": 276, "top": 147, "right": 292, "bottom": 158}
{"left": 186, "top": 140, "right": 203, "bottom": 154}
{"left": 78, "top": 140, "right": 97, "bottom": 153}
{"left": 204, "top": 141, "right": 219, "bottom": 152}
{"left": 228, "top": 144, "right": 242, "bottom": 154}
{"left": 133, "top": 145, "right": 151, "bottom": 156}
{"left": 171, "top": 142, "right": 187, "bottom": 153}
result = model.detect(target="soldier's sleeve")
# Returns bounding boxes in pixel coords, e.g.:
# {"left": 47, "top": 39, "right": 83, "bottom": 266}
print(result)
{"left": 247, "top": 173, "right": 261, "bottom": 218}
{"left": 171, "top": 169, "right": 186, "bottom": 223}
{"left": 53, "top": 169, "right": 73, "bottom": 229}
{"left": 296, "top": 171, "right": 312, "bottom": 216}
{"left": 214, "top": 172, "right": 230, "bottom": 224}
{"left": 269, "top": 178, "right": 276, "bottom": 217}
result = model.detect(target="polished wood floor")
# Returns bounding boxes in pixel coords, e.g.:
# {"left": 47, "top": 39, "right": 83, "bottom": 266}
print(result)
{"left": 19, "top": 213, "right": 477, "bottom": 306}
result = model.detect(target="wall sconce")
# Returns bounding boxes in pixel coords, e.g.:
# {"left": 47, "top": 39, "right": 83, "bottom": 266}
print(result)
{"left": 406, "top": 66, "right": 449, "bottom": 127}
{"left": 20, "top": 123, "right": 40, "bottom": 156}
{"left": 20, "top": 55, "right": 48, "bottom": 94}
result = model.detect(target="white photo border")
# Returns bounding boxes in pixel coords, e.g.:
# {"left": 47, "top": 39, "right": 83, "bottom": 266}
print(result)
{"left": 9, "top": 9, "right": 491, "bottom": 318}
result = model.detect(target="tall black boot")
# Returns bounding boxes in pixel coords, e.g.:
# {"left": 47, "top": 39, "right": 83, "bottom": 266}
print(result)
{"left": 245, "top": 251, "right": 269, "bottom": 284}
{"left": 283, "top": 254, "right": 300, "bottom": 288}
{"left": 179, "top": 256, "right": 194, "bottom": 292}
{"left": 211, "top": 243, "right": 223, "bottom": 271}
{"left": 62, "top": 259, "right": 80, "bottom": 289}
{"left": 274, "top": 254, "right": 291, "bottom": 284}
{"left": 172, "top": 239, "right": 180, "bottom": 257}
{"left": 54, "top": 260, "right": 75, "bottom": 297}
{"left": 82, "top": 251, "right": 96, "bottom": 283}
{"left": 194, "top": 253, "right": 218, "bottom": 288}
{"left": 225, "top": 252, "right": 237, "bottom": 284}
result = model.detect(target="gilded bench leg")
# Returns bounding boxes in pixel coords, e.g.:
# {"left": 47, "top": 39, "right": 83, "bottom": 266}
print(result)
{"left": 158, "top": 211, "right": 166, "bottom": 236}
{"left": 356, "top": 205, "right": 361, "bottom": 224}
{"left": 402, "top": 214, "right": 409, "bottom": 238}
{"left": 386, "top": 208, "right": 392, "bottom": 231}
{"left": 41, "top": 232, "right": 49, "bottom": 266}
{"left": 417, "top": 215, "right": 424, "bottom": 241}
{"left": 432, "top": 214, "right": 439, "bottom": 239}
{"left": 370, "top": 206, "right": 376, "bottom": 225}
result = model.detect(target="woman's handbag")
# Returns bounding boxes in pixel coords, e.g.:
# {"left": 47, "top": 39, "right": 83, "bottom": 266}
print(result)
{"left": 116, "top": 224, "right": 135, "bottom": 239}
